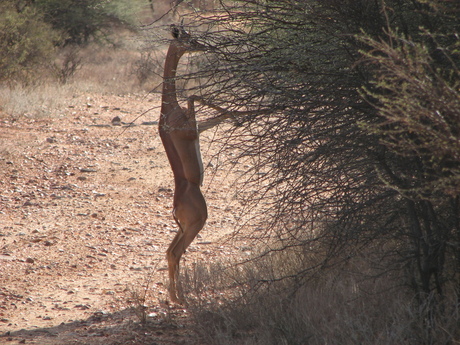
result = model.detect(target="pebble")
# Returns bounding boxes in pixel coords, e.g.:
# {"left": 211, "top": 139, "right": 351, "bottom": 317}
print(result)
{"left": 80, "top": 168, "right": 97, "bottom": 173}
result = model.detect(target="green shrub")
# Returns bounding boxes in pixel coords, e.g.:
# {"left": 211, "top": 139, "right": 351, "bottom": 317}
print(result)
{"left": 359, "top": 3, "right": 460, "bottom": 302}
{"left": 0, "top": 3, "right": 60, "bottom": 84}
{"left": 35, "top": 0, "right": 141, "bottom": 45}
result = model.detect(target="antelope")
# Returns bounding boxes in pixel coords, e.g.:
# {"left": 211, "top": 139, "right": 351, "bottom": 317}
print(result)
{"left": 158, "top": 24, "right": 269, "bottom": 303}
{"left": 159, "top": 24, "right": 207, "bottom": 303}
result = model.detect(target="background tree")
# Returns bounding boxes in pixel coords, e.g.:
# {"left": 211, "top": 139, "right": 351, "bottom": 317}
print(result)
{"left": 35, "top": 0, "right": 138, "bottom": 46}
{"left": 0, "top": 1, "right": 60, "bottom": 84}
{"left": 0, "top": 0, "right": 144, "bottom": 85}
{"left": 360, "top": 5, "right": 460, "bottom": 302}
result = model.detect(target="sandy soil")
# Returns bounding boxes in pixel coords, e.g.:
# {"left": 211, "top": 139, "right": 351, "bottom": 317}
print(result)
{"left": 0, "top": 93, "right": 248, "bottom": 344}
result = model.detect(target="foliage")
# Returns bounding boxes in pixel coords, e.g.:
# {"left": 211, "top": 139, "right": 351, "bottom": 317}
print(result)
{"left": 360, "top": 3, "right": 460, "bottom": 305}
{"left": 0, "top": 2, "right": 60, "bottom": 84}
{"left": 34, "top": 0, "right": 137, "bottom": 45}
{"left": 0, "top": 0, "right": 146, "bottom": 85}
{"left": 361, "top": 31, "right": 460, "bottom": 198}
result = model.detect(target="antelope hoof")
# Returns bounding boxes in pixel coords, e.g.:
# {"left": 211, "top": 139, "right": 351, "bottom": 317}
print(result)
{"left": 168, "top": 288, "right": 184, "bottom": 305}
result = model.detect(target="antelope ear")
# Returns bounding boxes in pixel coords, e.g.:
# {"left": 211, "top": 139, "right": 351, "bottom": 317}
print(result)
{"left": 179, "top": 19, "right": 188, "bottom": 35}
{"left": 170, "top": 24, "right": 180, "bottom": 39}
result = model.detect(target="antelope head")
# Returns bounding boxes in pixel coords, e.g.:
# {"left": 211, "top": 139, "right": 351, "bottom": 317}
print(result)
{"left": 170, "top": 24, "right": 206, "bottom": 53}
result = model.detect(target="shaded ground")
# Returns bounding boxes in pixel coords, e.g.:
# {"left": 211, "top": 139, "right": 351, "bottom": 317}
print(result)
{"left": 0, "top": 93, "right": 247, "bottom": 344}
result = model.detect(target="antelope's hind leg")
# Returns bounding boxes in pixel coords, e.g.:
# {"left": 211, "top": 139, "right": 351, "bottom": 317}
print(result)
{"left": 166, "top": 228, "right": 184, "bottom": 304}
{"left": 166, "top": 185, "right": 207, "bottom": 303}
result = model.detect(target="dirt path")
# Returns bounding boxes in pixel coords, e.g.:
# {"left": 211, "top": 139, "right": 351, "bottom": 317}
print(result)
{"left": 0, "top": 93, "right": 247, "bottom": 344}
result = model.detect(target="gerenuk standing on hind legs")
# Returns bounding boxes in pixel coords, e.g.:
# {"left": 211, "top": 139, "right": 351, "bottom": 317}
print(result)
{"left": 158, "top": 24, "right": 207, "bottom": 304}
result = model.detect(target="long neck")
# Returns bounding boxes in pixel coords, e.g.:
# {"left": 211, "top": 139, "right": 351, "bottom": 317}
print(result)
{"left": 162, "top": 44, "right": 183, "bottom": 108}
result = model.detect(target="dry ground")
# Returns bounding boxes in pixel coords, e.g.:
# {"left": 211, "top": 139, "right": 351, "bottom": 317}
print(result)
{"left": 0, "top": 92, "right": 249, "bottom": 344}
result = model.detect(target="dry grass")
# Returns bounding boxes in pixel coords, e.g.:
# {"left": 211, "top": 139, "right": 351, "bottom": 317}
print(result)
{"left": 0, "top": 83, "right": 76, "bottom": 118}
{"left": 181, "top": 248, "right": 460, "bottom": 345}
{"left": 74, "top": 42, "right": 163, "bottom": 94}
{"left": 0, "top": 35, "right": 164, "bottom": 119}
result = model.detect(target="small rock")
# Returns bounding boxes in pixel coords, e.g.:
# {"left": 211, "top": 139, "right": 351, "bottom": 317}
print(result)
{"left": 75, "top": 304, "right": 91, "bottom": 310}
{"left": 111, "top": 116, "right": 121, "bottom": 126}
{"left": 25, "top": 258, "right": 35, "bottom": 264}
{"left": 80, "top": 168, "right": 97, "bottom": 173}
